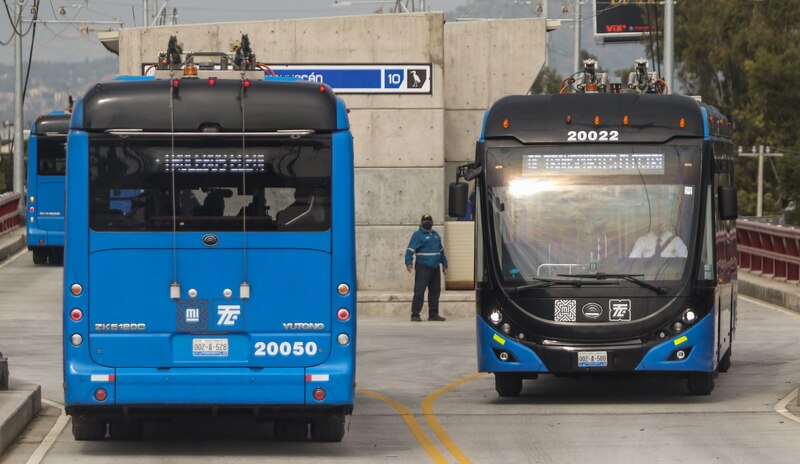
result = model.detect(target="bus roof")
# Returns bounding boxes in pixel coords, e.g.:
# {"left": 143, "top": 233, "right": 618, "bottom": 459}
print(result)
{"left": 32, "top": 113, "right": 70, "bottom": 136}
{"left": 483, "top": 93, "right": 731, "bottom": 144}
{"left": 72, "top": 78, "right": 340, "bottom": 133}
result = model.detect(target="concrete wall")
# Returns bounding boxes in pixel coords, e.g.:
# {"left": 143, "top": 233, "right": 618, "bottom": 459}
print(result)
{"left": 118, "top": 13, "right": 547, "bottom": 298}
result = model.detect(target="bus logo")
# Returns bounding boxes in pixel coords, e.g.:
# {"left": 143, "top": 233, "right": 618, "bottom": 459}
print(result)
{"left": 177, "top": 299, "right": 209, "bottom": 331}
{"left": 609, "top": 299, "right": 632, "bottom": 321}
{"left": 217, "top": 305, "right": 241, "bottom": 326}
{"left": 581, "top": 302, "right": 603, "bottom": 319}
{"left": 202, "top": 234, "right": 219, "bottom": 246}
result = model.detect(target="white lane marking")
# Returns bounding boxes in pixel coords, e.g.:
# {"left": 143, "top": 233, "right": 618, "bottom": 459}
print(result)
{"left": 774, "top": 388, "right": 800, "bottom": 425}
{"left": 740, "top": 295, "right": 800, "bottom": 318}
{"left": 26, "top": 399, "right": 69, "bottom": 464}
{"left": 0, "top": 248, "right": 27, "bottom": 270}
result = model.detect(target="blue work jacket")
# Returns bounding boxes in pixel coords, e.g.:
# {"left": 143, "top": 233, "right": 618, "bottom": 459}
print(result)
{"left": 405, "top": 227, "right": 448, "bottom": 269}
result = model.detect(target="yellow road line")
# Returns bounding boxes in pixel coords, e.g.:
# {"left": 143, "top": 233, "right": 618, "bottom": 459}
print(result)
{"left": 421, "top": 373, "right": 487, "bottom": 464}
{"left": 356, "top": 387, "right": 448, "bottom": 464}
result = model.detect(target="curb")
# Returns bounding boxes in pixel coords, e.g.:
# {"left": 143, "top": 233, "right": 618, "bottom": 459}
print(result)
{"left": 738, "top": 272, "right": 800, "bottom": 315}
{"left": 0, "top": 384, "right": 42, "bottom": 455}
{"left": 0, "top": 232, "right": 25, "bottom": 265}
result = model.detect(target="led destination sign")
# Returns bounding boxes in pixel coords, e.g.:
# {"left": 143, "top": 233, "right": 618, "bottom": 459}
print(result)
{"left": 523, "top": 153, "right": 665, "bottom": 175}
{"left": 162, "top": 153, "right": 267, "bottom": 173}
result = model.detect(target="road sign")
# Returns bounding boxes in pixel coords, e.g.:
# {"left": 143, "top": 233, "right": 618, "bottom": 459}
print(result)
{"left": 270, "top": 64, "right": 432, "bottom": 94}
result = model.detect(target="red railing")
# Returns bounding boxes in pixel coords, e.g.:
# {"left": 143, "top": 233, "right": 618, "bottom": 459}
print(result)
{"left": 737, "top": 219, "right": 800, "bottom": 282}
{"left": 0, "top": 192, "right": 21, "bottom": 236}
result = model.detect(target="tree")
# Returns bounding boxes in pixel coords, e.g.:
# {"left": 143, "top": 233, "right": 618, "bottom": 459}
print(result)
{"left": 672, "top": 1, "right": 800, "bottom": 218}
{"left": 530, "top": 66, "right": 561, "bottom": 94}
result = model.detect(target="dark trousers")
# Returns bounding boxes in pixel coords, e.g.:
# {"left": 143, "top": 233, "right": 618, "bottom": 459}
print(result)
{"left": 411, "top": 263, "right": 441, "bottom": 317}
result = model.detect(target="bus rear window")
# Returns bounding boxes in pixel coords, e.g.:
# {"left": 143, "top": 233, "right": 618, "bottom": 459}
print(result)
{"left": 37, "top": 137, "right": 67, "bottom": 176}
{"left": 89, "top": 135, "right": 332, "bottom": 232}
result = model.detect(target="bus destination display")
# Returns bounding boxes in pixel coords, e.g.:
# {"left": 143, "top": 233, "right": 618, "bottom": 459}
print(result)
{"left": 523, "top": 153, "right": 665, "bottom": 175}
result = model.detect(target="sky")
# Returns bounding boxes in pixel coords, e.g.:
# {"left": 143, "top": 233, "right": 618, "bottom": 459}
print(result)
{"left": 0, "top": 0, "right": 646, "bottom": 77}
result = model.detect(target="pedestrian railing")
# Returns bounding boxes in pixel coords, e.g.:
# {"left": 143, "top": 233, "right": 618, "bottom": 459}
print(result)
{"left": 0, "top": 192, "right": 21, "bottom": 237}
{"left": 737, "top": 219, "right": 800, "bottom": 282}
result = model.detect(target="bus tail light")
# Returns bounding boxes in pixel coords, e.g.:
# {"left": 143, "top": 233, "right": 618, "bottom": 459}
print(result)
{"left": 208, "top": 77, "right": 217, "bottom": 86}
{"left": 29, "top": 206, "right": 34, "bottom": 213}
{"left": 29, "top": 196, "right": 34, "bottom": 202}
{"left": 337, "top": 308, "right": 350, "bottom": 321}
{"left": 337, "top": 333, "right": 350, "bottom": 345}
{"left": 70, "top": 283, "right": 83, "bottom": 296}
{"left": 70, "top": 308, "right": 83, "bottom": 321}
{"left": 313, "top": 388, "right": 326, "bottom": 401}
{"left": 94, "top": 388, "right": 108, "bottom": 402}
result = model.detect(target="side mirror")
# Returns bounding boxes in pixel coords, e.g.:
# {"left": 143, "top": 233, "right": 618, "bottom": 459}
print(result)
{"left": 449, "top": 182, "right": 468, "bottom": 218}
{"left": 718, "top": 186, "right": 738, "bottom": 220}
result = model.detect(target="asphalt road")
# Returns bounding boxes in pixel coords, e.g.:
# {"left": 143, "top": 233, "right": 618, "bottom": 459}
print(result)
{"left": 1, "top": 250, "right": 799, "bottom": 463}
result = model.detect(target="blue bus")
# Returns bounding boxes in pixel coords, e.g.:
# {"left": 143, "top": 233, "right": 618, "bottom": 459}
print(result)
{"left": 451, "top": 64, "right": 738, "bottom": 397}
{"left": 27, "top": 113, "right": 70, "bottom": 265}
{"left": 63, "top": 45, "right": 356, "bottom": 441}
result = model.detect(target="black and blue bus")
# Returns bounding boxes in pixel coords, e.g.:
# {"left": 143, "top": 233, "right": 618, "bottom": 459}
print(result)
{"left": 452, "top": 86, "right": 738, "bottom": 397}
{"left": 27, "top": 112, "right": 69, "bottom": 265}
{"left": 63, "top": 48, "right": 356, "bottom": 441}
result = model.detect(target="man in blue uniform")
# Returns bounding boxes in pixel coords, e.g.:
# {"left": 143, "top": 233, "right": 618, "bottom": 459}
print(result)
{"left": 405, "top": 214, "right": 448, "bottom": 322}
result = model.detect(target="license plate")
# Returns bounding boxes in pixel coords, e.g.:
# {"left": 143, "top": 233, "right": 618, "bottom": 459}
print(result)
{"left": 192, "top": 338, "right": 228, "bottom": 357}
{"left": 578, "top": 351, "right": 608, "bottom": 367}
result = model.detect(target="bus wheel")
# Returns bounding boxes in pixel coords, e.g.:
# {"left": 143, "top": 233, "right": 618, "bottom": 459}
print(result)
{"left": 273, "top": 420, "right": 309, "bottom": 441}
{"left": 495, "top": 373, "right": 523, "bottom": 397}
{"left": 72, "top": 416, "right": 107, "bottom": 441}
{"left": 718, "top": 347, "right": 732, "bottom": 373}
{"left": 49, "top": 249, "right": 64, "bottom": 266}
{"left": 108, "top": 419, "right": 143, "bottom": 440}
{"left": 687, "top": 372, "right": 715, "bottom": 395}
{"left": 310, "top": 414, "right": 345, "bottom": 442}
{"left": 32, "top": 250, "right": 47, "bottom": 265}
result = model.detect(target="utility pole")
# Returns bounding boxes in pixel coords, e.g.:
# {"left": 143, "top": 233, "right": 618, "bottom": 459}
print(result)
{"left": 739, "top": 145, "right": 784, "bottom": 217}
{"left": 663, "top": 0, "right": 674, "bottom": 92}
{"left": 12, "top": 1, "right": 23, "bottom": 195}
{"left": 573, "top": 0, "right": 581, "bottom": 75}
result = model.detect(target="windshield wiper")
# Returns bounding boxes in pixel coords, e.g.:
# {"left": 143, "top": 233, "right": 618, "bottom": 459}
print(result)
{"left": 506, "top": 277, "right": 618, "bottom": 295}
{"left": 561, "top": 272, "right": 667, "bottom": 295}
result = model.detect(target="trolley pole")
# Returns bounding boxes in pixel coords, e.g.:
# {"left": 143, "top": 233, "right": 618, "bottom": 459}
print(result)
{"left": 12, "top": 0, "right": 24, "bottom": 195}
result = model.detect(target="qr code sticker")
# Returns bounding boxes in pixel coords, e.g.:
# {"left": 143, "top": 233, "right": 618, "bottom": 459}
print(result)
{"left": 554, "top": 299, "right": 577, "bottom": 322}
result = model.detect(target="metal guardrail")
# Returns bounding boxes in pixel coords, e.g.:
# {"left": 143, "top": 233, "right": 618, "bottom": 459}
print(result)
{"left": 0, "top": 192, "right": 21, "bottom": 236}
{"left": 737, "top": 219, "right": 800, "bottom": 281}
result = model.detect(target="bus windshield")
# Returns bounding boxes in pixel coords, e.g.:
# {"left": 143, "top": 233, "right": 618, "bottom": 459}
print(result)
{"left": 486, "top": 142, "right": 702, "bottom": 284}
{"left": 89, "top": 135, "right": 331, "bottom": 232}
{"left": 37, "top": 137, "right": 67, "bottom": 176}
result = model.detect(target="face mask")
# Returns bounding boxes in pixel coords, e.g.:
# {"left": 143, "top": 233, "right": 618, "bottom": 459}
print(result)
{"left": 422, "top": 220, "right": 433, "bottom": 230}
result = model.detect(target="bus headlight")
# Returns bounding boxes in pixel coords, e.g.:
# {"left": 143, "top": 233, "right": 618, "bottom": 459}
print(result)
{"left": 682, "top": 309, "right": 697, "bottom": 325}
{"left": 489, "top": 309, "right": 502, "bottom": 325}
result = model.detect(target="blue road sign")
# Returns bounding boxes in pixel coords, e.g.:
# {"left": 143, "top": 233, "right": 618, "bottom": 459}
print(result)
{"left": 269, "top": 64, "right": 432, "bottom": 94}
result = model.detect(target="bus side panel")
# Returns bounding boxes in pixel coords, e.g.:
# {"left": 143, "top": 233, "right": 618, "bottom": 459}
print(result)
{"left": 309, "top": 129, "right": 356, "bottom": 407}
{"left": 64, "top": 130, "right": 114, "bottom": 406}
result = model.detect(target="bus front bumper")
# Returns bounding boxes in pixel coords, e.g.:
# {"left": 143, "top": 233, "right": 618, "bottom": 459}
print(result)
{"left": 477, "top": 309, "right": 716, "bottom": 374}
